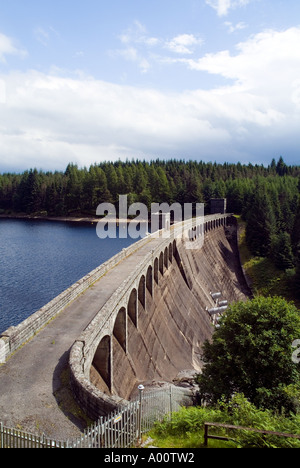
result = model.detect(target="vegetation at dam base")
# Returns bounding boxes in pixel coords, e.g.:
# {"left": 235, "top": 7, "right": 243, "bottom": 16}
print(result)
{"left": 197, "top": 297, "right": 300, "bottom": 412}
{"left": 148, "top": 296, "right": 300, "bottom": 449}
{"left": 149, "top": 393, "right": 300, "bottom": 449}
{"left": 147, "top": 174, "right": 300, "bottom": 449}
{"left": 237, "top": 216, "right": 300, "bottom": 307}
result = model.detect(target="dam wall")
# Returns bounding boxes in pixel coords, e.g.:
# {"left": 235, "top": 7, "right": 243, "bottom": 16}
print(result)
{"left": 69, "top": 214, "right": 251, "bottom": 420}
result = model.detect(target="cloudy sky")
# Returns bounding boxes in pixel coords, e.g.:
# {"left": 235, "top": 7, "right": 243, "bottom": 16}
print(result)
{"left": 0, "top": 0, "right": 300, "bottom": 172}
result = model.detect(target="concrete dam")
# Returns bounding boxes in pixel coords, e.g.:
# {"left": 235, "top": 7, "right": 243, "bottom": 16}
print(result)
{"left": 70, "top": 213, "right": 251, "bottom": 420}
{"left": 0, "top": 212, "right": 251, "bottom": 438}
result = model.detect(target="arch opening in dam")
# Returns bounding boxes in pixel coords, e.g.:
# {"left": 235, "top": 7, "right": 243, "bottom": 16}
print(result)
{"left": 69, "top": 214, "right": 251, "bottom": 420}
{"left": 128, "top": 288, "right": 138, "bottom": 327}
{"left": 92, "top": 335, "right": 112, "bottom": 393}
{"left": 146, "top": 265, "right": 153, "bottom": 297}
{"left": 113, "top": 307, "right": 127, "bottom": 353}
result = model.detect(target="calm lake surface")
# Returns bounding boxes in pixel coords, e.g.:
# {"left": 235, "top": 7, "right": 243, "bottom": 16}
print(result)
{"left": 0, "top": 218, "right": 136, "bottom": 334}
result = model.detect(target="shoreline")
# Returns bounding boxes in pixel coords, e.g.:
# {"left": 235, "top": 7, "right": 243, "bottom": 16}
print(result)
{"left": 0, "top": 213, "right": 149, "bottom": 224}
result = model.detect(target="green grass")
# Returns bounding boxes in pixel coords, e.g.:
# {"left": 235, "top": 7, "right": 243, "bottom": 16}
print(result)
{"left": 143, "top": 406, "right": 238, "bottom": 449}
{"left": 143, "top": 396, "right": 300, "bottom": 449}
{"left": 145, "top": 429, "right": 237, "bottom": 449}
{"left": 235, "top": 216, "right": 300, "bottom": 308}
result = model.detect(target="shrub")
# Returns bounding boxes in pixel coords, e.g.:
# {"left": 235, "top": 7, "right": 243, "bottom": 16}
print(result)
{"left": 152, "top": 394, "right": 300, "bottom": 448}
{"left": 197, "top": 296, "right": 300, "bottom": 412}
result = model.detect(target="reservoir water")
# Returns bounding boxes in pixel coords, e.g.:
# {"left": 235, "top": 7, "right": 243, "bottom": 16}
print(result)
{"left": 0, "top": 218, "right": 136, "bottom": 334}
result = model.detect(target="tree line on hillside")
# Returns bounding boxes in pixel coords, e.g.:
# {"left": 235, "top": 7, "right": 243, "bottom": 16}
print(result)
{"left": 0, "top": 156, "right": 300, "bottom": 290}
{"left": 0, "top": 156, "right": 299, "bottom": 214}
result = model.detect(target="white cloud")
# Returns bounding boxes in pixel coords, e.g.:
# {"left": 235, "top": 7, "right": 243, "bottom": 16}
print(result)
{"left": 111, "top": 46, "right": 150, "bottom": 73}
{"left": 34, "top": 27, "right": 49, "bottom": 47}
{"left": 0, "top": 33, "right": 27, "bottom": 62}
{"left": 206, "top": 0, "right": 251, "bottom": 16}
{"left": 114, "top": 23, "right": 204, "bottom": 75}
{"left": 0, "top": 79, "right": 5, "bottom": 103}
{"left": 34, "top": 26, "right": 60, "bottom": 47}
{"left": 119, "top": 21, "right": 159, "bottom": 48}
{"left": 165, "top": 34, "right": 204, "bottom": 55}
{"left": 0, "top": 70, "right": 230, "bottom": 170}
{"left": 183, "top": 27, "right": 300, "bottom": 96}
{"left": 1, "top": 27, "right": 300, "bottom": 171}
{"left": 224, "top": 21, "right": 247, "bottom": 33}
{"left": 118, "top": 47, "right": 139, "bottom": 62}
{"left": 114, "top": 21, "right": 160, "bottom": 74}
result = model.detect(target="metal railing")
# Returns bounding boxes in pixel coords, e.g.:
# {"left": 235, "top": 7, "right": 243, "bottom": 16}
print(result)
{"left": 0, "top": 385, "right": 192, "bottom": 449}
{"left": 0, "top": 423, "right": 68, "bottom": 448}
{"left": 73, "top": 386, "right": 191, "bottom": 448}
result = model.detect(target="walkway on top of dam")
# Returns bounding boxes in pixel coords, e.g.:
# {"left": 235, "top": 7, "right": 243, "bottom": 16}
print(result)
{"left": 0, "top": 214, "right": 238, "bottom": 442}
{"left": 0, "top": 231, "right": 169, "bottom": 441}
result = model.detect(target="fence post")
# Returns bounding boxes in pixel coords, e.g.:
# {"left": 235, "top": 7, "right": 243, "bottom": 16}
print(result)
{"left": 0, "top": 422, "right": 3, "bottom": 448}
{"left": 204, "top": 423, "right": 208, "bottom": 446}
{"left": 138, "top": 385, "right": 144, "bottom": 443}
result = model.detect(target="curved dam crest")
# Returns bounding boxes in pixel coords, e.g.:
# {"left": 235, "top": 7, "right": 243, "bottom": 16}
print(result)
{"left": 0, "top": 213, "right": 251, "bottom": 439}
{"left": 69, "top": 215, "right": 251, "bottom": 420}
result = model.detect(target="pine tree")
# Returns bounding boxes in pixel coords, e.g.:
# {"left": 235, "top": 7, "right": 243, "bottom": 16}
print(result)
{"left": 271, "top": 232, "right": 295, "bottom": 270}
{"left": 246, "top": 184, "right": 276, "bottom": 257}
{"left": 276, "top": 156, "right": 288, "bottom": 176}
{"left": 105, "top": 164, "right": 118, "bottom": 202}
{"left": 295, "top": 243, "right": 300, "bottom": 298}
{"left": 16, "top": 169, "right": 42, "bottom": 214}
{"left": 155, "top": 167, "right": 171, "bottom": 203}
{"left": 64, "top": 164, "right": 83, "bottom": 213}
{"left": 133, "top": 163, "right": 148, "bottom": 195}
{"left": 291, "top": 196, "right": 300, "bottom": 254}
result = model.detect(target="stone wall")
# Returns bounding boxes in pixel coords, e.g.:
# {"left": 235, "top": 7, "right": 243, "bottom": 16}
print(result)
{"left": 69, "top": 214, "right": 245, "bottom": 420}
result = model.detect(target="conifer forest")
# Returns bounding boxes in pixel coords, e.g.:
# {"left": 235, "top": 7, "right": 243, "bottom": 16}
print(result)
{"left": 0, "top": 156, "right": 300, "bottom": 290}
